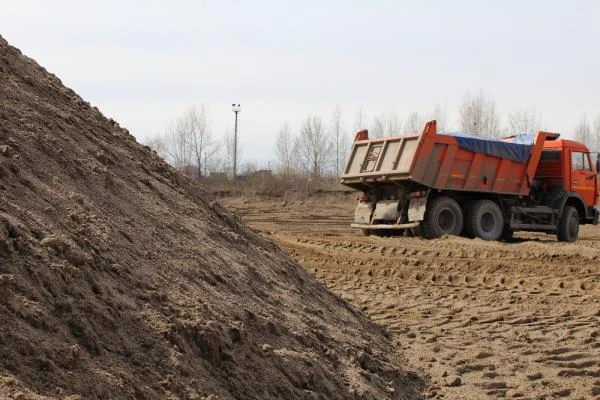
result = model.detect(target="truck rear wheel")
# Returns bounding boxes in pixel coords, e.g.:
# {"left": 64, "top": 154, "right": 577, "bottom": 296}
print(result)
{"left": 461, "top": 200, "right": 476, "bottom": 238}
{"left": 410, "top": 225, "right": 424, "bottom": 237}
{"left": 423, "top": 197, "right": 463, "bottom": 239}
{"left": 467, "top": 200, "right": 504, "bottom": 241}
{"left": 557, "top": 205, "right": 579, "bottom": 242}
{"left": 500, "top": 227, "right": 514, "bottom": 242}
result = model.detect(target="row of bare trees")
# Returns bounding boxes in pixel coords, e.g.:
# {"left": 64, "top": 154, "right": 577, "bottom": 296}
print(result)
{"left": 146, "top": 105, "right": 230, "bottom": 179}
{"left": 271, "top": 96, "right": 541, "bottom": 180}
{"left": 275, "top": 106, "right": 349, "bottom": 182}
{"left": 351, "top": 93, "right": 541, "bottom": 142}
{"left": 458, "top": 91, "right": 546, "bottom": 138}
{"left": 145, "top": 93, "right": 599, "bottom": 185}
{"left": 365, "top": 103, "right": 449, "bottom": 138}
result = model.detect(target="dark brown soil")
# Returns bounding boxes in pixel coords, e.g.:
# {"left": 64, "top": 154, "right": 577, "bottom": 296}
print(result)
{"left": 0, "top": 35, "right": 424, "bottom": 399}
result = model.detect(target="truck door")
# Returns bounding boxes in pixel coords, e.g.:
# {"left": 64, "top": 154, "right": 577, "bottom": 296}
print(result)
{"left": 570, "top": 150, "right": 597, "bottom": 206}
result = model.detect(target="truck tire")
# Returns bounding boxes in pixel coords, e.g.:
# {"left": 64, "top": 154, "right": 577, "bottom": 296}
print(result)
{"left": 410, "top": 225, "right": 424, "bottom": 237}
{"left": 467, "top": 200, "right": 504, "bottom": 241}
{"left": 461, "top": 200, "right": 476, "bottom": 238}
{"left": 422, "top": 197, "right": 463, "bottom": 239}
{"left": 557, "top": 205, "right": 579, "bottom": 242}
{"left": 500, "top": 227, "right": 514, "bottom": 242}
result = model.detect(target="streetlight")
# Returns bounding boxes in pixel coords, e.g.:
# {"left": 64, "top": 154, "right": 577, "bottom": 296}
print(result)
{"left": 232, "top": 104, "right": 240, "bottom": 181}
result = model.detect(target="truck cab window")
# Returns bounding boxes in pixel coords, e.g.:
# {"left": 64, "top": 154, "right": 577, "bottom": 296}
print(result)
{"left": 584, "top": 154, "right": 591, "bottom": 171}
{"left": 572, "top": 152, "right": 591, "bottom": 171}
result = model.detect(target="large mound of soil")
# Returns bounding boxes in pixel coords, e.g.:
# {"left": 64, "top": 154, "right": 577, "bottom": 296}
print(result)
{"left": 0, "top": 36, "right": 424, "bottom": 399}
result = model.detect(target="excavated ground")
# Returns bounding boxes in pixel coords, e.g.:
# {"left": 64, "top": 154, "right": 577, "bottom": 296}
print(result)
{"left": 222, "top": 194, "right": 600, "bottom": 400}
{"left": 0, "top": 36, "right": 424, "bottom": 399}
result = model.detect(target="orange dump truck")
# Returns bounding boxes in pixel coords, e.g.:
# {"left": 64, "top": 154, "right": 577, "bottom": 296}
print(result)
{"left": 340, "top": 120, "right": 599, "bottom": 242}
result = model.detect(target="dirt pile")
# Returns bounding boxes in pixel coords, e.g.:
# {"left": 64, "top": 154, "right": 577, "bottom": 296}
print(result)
{"left": 0, "top": 36, "right": 423, "bottom": 399}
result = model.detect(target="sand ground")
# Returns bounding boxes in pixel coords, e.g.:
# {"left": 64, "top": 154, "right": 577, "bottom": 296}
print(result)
{"left": 222, "top": 193, "right": 600, "bottom": 400}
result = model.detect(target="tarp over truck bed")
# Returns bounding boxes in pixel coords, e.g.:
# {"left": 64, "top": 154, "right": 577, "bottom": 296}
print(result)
{"left": 446, "top": 132, "right": 534, "bottom": 163}
{"left": 340, "top": 121, "right": 559, "bottom": 196}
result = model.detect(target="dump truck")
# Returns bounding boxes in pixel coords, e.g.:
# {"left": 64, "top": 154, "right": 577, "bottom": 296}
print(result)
{"left": 340, "top": 120, "right": 599, "bottom": 242}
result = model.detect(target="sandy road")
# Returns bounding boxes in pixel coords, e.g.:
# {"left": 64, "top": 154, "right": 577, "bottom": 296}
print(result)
{"left": 221, "top": 194, "right": 600, "bottom": 399}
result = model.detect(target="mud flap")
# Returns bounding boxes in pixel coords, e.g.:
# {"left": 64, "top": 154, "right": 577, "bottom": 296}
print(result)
{"left": 373, "top": 200, "right": 400, "bottom": 222}
{"left": 354, "top": 202, "right": 373, "bottom": 224}
{"left": 408, "top": 197, "right": 427, "bottom": 222}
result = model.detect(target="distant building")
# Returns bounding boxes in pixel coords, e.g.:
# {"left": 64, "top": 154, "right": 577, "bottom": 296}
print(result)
{"left": 249, "top": 169, "right": 272, "bottom": 179}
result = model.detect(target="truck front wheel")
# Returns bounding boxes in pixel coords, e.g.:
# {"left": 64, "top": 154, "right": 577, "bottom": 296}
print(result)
{"left": 557, "top": 205, "right": 579, "bottom": 242}
{"left": 423, "top": 197, "right": 463, "bottom": 239}
{"left": 467, "top": 200, "right": 504, "bottom": 241}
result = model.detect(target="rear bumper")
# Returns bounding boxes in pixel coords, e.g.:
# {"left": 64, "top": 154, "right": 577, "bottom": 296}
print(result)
{"left": 351, "top": 222, "right": 420, "bottom": 230}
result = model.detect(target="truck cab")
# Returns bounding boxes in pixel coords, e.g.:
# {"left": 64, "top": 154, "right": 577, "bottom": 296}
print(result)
{"left": 537, "top": 139, "right": 599, "bottom": 222}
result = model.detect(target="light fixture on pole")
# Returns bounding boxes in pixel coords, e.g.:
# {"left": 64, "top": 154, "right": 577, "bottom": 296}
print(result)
{"left": 232, "top": 104, "right": 240, "bottom": 181}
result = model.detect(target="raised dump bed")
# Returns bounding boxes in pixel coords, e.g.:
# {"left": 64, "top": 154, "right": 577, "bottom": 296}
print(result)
{"left": 341, "top": 121, "right": 558, "bottom": 196}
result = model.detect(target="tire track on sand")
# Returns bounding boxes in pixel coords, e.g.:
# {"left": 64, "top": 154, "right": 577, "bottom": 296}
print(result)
{"left": 275, "top": 233, "right": 600, "bottom": 400}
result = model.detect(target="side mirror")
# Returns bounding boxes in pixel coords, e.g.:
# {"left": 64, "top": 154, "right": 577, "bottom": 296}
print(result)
{"left": 596, "top": 157, "right": 600, "bottom": 174}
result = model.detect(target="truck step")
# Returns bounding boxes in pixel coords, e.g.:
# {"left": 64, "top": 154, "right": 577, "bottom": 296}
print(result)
{"left": 511, "top": 206, "right": 557, "bottom": 214}
{"left": 509, "top": 223, "right": 557, "bottom": 230}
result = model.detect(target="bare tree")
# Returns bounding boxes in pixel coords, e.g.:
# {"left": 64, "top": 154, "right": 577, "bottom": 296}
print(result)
{"left": 574, "top": 114, "right": 593, "bottom": 149}
{"left": 370, "top": 111, "right": 402, "bottom": 138}
{"left": 189, "top": 105, "right": 207, "bottom": 178}
{"left": 186, "top": 105, "right": 218, "bottom": 179}
{"left": 165, "top": 115, "right": 192, "bottom": 172}
{"left": 163, "top": 105, "right": 218, "bottom": 178}
{"left": 222, "top": 130, "right": 237, "bottom": 179}
{"left": 241, "top": 161, "right": 258, "bottom": 175}
{"left": 145, "top": 134, "right": 168, "bottom": 159}
{"left": 354, "top": 106, "right": 366, "bottom": 132}
{"left": 387, "top": 111, "right": 402, "bottom": 136}
{"left": 275, "top": 122, "right": 295, "bottom": 176}
{"left": 200, "top": 141, "right": 220, "bottom": 177}
{"left": 459, "top": 90, "right": 499, "bottom": 138}
{"left": 294, "top": 115, "right": 332, "bottom": 180}
{"left": 593, "top": 115, "right": 600, "bottom": 152}
{"left": 404, "top": 111, "right": 424, "bottom": 133}
{"left": 429, "top": 103, "right": 448, "bottom": 133}
{"left": 371, "top": 114, "right": 387, "bottom": 138}
{"left": 507, "top": 108, "right": 542, "bottom": 134}
{"left": 330, "top": 105, "right": 348, "bottom": 177}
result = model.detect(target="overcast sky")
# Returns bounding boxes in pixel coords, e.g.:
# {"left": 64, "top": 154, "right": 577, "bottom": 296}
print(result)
{"left": 2, "top": 1, "right": 599, "bottom": 166}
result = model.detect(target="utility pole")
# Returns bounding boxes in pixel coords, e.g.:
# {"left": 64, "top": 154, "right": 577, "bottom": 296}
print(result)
{"left": 232, "top": 104, "right": 240, "bottom": 181}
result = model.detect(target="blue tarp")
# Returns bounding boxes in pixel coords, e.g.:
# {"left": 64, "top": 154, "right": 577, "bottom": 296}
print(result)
{"left": 442, "top": 132, "right": 534, "bottom": 163}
